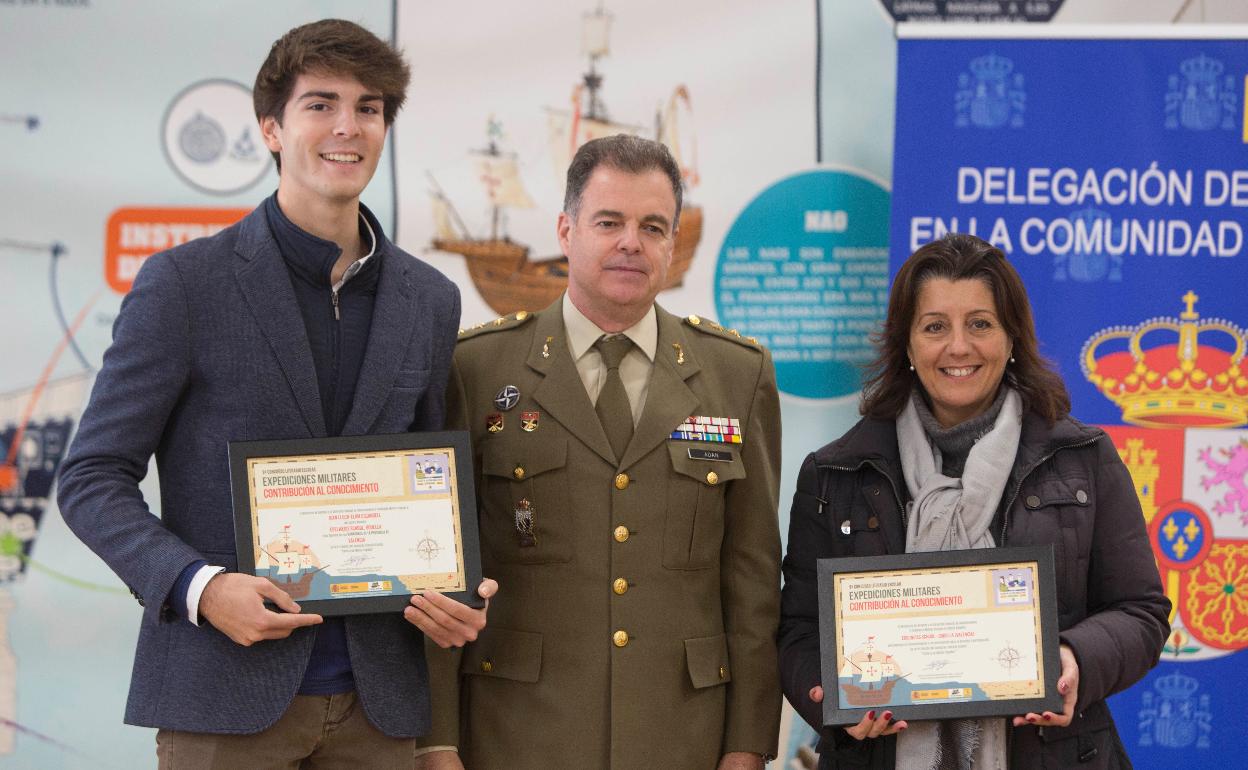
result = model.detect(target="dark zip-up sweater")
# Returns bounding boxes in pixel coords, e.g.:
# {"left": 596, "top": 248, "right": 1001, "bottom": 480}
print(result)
{"left": 172, "top": 193, "right": 383, "bottom": 695}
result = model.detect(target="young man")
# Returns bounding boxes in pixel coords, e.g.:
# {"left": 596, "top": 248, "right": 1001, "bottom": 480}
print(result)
{"left": 58, "top": 19, "right": 493, "bottom": 768}
{"left": 420, "top": 135, "right": 782, "bottom": 769}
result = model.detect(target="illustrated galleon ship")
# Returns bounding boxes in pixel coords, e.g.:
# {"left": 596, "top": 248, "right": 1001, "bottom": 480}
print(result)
{"left": 839, "top": 638, "right": 905, "bottom": 708}
{"left": 429, "top": 3, "right": 703, "bottom": 316}
{"left": 257, "top": 525, "right": 323, "bottom": 600}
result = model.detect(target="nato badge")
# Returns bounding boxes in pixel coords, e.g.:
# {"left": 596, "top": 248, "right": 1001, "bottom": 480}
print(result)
{"left": 494, "top": 384, "right": 521, "bottom": 411}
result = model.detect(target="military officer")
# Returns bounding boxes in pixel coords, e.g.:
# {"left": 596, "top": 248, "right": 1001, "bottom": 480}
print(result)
{"left": 421, "top": 136, "right": 778, "bottom": 768}
{"left": 416, "top": 135, "right": 782, "bottom": 769}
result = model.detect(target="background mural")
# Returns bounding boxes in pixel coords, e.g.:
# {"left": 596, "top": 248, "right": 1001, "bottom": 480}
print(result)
{"left": 0, "top": 0, "right": 1243, "bottom": 766}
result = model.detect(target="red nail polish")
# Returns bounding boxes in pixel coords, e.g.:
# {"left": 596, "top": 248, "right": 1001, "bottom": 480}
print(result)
{"left": 882, "top": 711, "right": 893, "bottom": 721}
{"left": 1026, "top": 715, "right": 1037, "bottom": 723}
{"left": 866, "top": 710, "right": 876, "bottom": 720}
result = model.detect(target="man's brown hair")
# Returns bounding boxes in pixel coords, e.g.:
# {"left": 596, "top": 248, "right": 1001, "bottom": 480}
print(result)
{"left": 253, "top": 19, "right": 410, "bottom": 167}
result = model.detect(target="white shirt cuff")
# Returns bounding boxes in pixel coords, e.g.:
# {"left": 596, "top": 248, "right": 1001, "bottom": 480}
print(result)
{"left": 414, "top": 746, "right": 458, "bottom": 757}
{"left": 186, "top": 565, "right": 226, "bottom": 626}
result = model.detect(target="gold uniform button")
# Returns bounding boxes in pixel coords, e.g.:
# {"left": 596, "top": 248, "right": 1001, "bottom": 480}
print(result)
{"left": 513, "top": 466, "right": 525, "bottom": 480}
{"left": 480, "top": 660, "right": 494, "bottom": 673}
{"left": 613, "top": 578, "right": 629, "bottom": 595}
{"left": 613, "top": 525, "right": 630, "bottom": 543}
{"left": 706, "top": 471, "right": 719, "bottom": 485}
{"left": 515, "top": 310, "right": 529, "bottom": 321}
{"left": 719, "top": 665, "right": 727, "bottom": 679}
{"left": 614, "top": 473, "right": 629, "bottom": 490}
{"left": 613, "top": 630, "right": 629, "bottom": 647}
{"left": 687, "top": 314, "right": 701, "bottom": 325}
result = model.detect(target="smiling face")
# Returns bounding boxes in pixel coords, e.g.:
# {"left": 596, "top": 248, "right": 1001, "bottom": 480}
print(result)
{"left": 558, "top": 165, "right": 677, "bottom": 330}
{"left": 907, "top": 277, "right": 1012, "bottom": 427}
{"left": 260, "top": 72, "right": 386, "bottom": 217}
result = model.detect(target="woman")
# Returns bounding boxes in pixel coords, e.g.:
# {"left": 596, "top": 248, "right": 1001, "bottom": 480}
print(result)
{"left": 778, "top": 234, "right": 1169, "bottom": 769}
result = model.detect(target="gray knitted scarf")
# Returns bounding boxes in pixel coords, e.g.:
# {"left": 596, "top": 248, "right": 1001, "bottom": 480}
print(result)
{"left": 894, "top": 388, "right": 1022, "bottom": 770}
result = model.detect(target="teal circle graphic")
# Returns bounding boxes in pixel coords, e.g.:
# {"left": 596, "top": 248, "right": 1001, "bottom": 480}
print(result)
{"left": 713, "top": 169, "right": 891, "bottom": 399}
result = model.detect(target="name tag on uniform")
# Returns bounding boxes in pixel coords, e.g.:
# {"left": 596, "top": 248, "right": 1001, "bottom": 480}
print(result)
{"left": 688, "top": 448, "right": 733, "bottom": 462}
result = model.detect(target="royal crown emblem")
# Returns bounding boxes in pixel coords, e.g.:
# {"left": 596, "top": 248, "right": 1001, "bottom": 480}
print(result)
{"left": 955, "top": 53, "right": 1026, "bottom": 129}
{"left": 1081, "top": 291, "right": 1248, "bottom": 427}
{"left": 1165, "top": 53, "right": 1239, "bottom": 131}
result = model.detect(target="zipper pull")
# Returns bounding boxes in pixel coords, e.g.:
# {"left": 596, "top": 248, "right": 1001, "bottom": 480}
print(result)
{"left": 332, "top": 290, "right": 340, "bottom": 321}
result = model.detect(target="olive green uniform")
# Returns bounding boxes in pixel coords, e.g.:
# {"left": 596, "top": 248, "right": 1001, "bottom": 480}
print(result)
{"left": 424, "top": 300, "right": 782, "bottom": 769}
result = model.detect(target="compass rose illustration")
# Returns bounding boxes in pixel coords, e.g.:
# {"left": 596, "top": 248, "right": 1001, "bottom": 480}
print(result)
{"left": 996, "top": 643, "right": 1022, "bottom": 673}
{"left": 416, "top": 531, "right": 443, "bottom": 566}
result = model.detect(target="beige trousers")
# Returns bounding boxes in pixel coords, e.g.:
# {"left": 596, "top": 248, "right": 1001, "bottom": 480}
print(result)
{"left": 156, "top": 692, "right": 415, "bottom": 769}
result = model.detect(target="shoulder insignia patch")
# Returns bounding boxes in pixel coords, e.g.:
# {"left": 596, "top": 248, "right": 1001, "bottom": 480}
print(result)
{"left": 458, "top": 310, "right": 535, "bottom": 340}
{"left": 683, "top": 314, "right": 761, "bottom": 349}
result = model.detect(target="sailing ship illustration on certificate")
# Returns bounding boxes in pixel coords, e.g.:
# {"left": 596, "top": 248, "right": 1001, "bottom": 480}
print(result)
{"left": 839, "top": 636, "right": 908, "bottom": 708}
{"left": 428, "top": 3, "right": 703, "bottom": 316}
{"left": 256, "top": 524, "right": 325, "bottom": 600}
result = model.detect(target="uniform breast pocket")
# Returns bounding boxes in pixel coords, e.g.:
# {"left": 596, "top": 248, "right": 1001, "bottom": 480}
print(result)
{"left": 662, "top": 443, "right": 747, "bottom": 569}
{"left": 480, "top": 437, "right": 571, "bottom": 564}
{"left": 1019, "top": 475, "right": 1092, "bottom": 615}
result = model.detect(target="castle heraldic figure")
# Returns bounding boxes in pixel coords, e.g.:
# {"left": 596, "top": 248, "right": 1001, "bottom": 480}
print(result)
{"left": 57, "top": 19, "right": 494, "bottom": 769}
{"left": 418, "top": 135, "right": 782, "bottom": 770}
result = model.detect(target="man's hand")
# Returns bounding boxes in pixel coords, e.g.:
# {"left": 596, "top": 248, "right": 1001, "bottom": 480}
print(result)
{"left": 809, "top": 685, "right": 908, "bottom": 740}
{"left": 717, "top": 751, "right": 765, "bottom": 769}
{"left": 405, "top": 578, "right": 498, "bottom": 648}
{"left": 414, "top": 750, "right": 464, "bottom": 770}
{"left": 1013, "top": 643, "right": 1079, "bottom": 728}
{"left": 198, "top": 572, "right": 322, "bottom": 646}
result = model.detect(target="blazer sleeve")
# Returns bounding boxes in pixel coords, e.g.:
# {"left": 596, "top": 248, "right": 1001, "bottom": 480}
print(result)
{"left": 411, "top": 285, "right": 461, "bottom": 432}
{"left": 1058, "top": 437, "right": 1170, "bottom": 713}
{"left": 415, "top": 355, "right": 471, "bottom": 750}
{"left": 56, "top": 251, "right": 205, "bottom": 623}
{"left": 719, "top": 346, "right": 783, "bottom": 758}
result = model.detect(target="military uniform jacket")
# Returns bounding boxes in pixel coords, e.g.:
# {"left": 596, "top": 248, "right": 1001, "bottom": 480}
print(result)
{"left": 425, "top": 301, "right": 782, "bottom": 769}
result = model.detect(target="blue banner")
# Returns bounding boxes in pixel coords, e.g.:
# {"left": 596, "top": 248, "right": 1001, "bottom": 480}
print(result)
{"left": 892, "top": 32, "right": 1247, "bottom": 768}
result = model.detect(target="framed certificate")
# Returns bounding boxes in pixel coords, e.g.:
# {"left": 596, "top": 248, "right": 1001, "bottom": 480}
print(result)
{"left": 817, "top": 546, "right": 1062, "bottom": 725}
{"left": 228, "top": 431, "right": 483, "bottom": 616}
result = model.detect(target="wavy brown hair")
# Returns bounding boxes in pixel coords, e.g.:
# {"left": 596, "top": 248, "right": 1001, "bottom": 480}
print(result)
{"left": 253, "top": 19, "right": 410, "bottom": 168}
{"left": 860, "top": 233, "right": 1070, "bottom": 424}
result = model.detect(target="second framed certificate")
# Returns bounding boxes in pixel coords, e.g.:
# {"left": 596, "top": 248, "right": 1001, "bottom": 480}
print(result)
{"left": 817, "top": 546, "right": 1062, "bottom": 725}
{"left": 229, "top": 431, "right": 482, "bottom": 616}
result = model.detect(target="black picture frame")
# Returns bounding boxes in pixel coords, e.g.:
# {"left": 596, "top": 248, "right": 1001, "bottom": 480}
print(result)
{"left": 228, "top": 431, "right": 483, "bottom": 616}
{"left": 817, "top": 545, "right": 1062, "bottom": 726}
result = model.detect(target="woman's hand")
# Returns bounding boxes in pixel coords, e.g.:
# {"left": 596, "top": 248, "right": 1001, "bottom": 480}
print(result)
{"left": 1013, "top": 644, "right": 1079, "bottom": 728}
{"left": 809, "top": 685, "right": 909, "bottom": 739}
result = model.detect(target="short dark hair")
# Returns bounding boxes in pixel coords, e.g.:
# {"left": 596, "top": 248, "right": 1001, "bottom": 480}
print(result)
{"left": 860, "top": 233, "right": 1070, "bottom": 424}
{"left": 563, "top": 134, "right": 683, "bottom": 229}
{"left": 253, "top": 19, "right": 410, "bottom": 167}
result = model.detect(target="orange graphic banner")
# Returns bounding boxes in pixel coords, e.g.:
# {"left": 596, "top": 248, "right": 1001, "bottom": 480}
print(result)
{"left": 104, "top": 206, "right": 250, "bottom": 294}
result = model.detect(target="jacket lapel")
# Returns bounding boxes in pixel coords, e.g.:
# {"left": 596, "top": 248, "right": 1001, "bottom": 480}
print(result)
{"left": 341, "top": 243, "right": 423, "bottom": 436}
{"left": 619, "top": 307, "right": 699, "bottom": 471}
{"left": 233, "top": 208, "right": 326, "bottom": 438}
{"left": 527, "top": 305, "right": 618, "bottom": 467}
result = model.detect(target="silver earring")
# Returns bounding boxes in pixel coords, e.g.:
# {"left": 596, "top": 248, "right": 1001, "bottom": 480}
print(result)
{"left": 1009, "top": 357, "right": 1015, "bottom": 364}
{"left": 908, "top": 363, "right": 915, "bottom": 372}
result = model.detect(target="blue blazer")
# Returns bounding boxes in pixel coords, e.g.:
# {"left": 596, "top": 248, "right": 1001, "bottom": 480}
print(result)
{"left": 58, "top": 204, "right": 461, "bottom": 736}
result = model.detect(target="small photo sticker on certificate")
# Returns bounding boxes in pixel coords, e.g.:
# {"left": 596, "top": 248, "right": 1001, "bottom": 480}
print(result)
{"left": 816, "top": 546, "right": 1062, "bottom": 726}
{"left": 228, "top": 431, "right": 483, "bottom": 616}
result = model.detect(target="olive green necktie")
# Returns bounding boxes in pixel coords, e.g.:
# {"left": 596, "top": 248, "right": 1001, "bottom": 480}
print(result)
{"left": 593, "top": 335, "right": 635, "bottom": 461}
